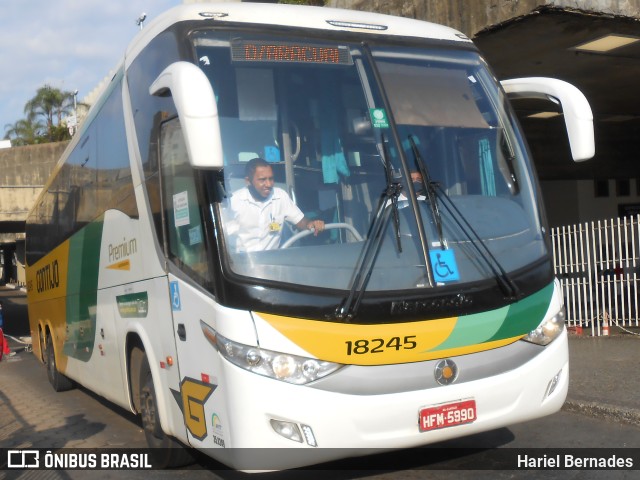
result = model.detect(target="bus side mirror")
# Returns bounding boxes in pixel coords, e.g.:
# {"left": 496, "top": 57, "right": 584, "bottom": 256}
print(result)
{"left": 501, "top": 77, "right": 594, "bottom": 162}
{"left": 150, "top": 61, "right": 223, "bottom": 169}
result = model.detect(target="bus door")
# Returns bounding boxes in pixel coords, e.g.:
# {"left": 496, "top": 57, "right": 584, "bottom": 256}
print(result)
{"left": 158, "top": 118, "right": 223, "bottom": 447}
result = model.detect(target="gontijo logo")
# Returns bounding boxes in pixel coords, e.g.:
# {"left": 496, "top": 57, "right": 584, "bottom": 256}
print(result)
{"left": 179, "top": 377, "right": 216, "bottom": 440}
{"left": 36, "top": 260, "right": 60, "bottom": 293}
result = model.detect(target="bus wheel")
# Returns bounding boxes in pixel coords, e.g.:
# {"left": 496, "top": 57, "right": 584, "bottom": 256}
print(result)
{"left": 139, "top": 356, "right": 193, "bottom": 468}
{"left": 38, "top": 328, "right": 46, "bottom": 363}
{"left": 46, "top": 335, "right": 74, "bottom": 392}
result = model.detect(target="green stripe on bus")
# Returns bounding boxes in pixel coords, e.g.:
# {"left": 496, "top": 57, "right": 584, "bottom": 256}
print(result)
{"left": 486, "top": 282, "right": 554, "bottom": 342}
{"left": 427, "top": 282, "right": 554, "bottom": 352}
{"left": 432, "top": 305, "right": 510, "bottom": 351}
{"left": 63, "top": 219, "right": 104, "bottom": 361}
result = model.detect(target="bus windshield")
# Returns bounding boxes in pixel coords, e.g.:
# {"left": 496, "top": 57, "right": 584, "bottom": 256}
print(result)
{"left": 192, "top": 31, "right": 546, "bottom": 293}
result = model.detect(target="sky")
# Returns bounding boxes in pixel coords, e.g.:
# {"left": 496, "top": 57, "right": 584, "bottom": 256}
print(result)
{"left": 0, "top": 0, "right": 183, "bottom": 135}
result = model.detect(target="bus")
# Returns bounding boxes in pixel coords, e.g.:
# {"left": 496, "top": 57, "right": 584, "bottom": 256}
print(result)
{"left": 25, "top": 2, "right": 594, "bottom": 470}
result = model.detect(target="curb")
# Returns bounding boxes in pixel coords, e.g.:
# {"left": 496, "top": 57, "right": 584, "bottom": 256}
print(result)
{"left": 2, "top": 283, "right": 27, "bottom": 292}
{"left": 563, "top": 400, "right": 640, "bottom": 428}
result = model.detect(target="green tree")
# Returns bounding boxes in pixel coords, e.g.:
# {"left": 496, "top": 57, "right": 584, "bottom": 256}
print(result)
{"left": 24, "top": 85, "right": 75, "bottom": 142}
{"left": 3, "top": 112, "right": 45, "bottom": 146}
{"left": 4, "top": 85, "right": 76, "bottom": 145}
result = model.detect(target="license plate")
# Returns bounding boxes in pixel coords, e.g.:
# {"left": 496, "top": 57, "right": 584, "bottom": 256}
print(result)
{"left": 419, "top": 399, "right": 476, "bottom": 432}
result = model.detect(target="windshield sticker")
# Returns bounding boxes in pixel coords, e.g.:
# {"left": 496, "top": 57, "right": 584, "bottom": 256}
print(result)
{"left": 173, "top": 191, "right": 190, "bottom": 227}
{"left": 264, "top": 145, "right": 280, "bottom": 162}
{"left": 370, "top": 108, "right": 389, "bottom": 128}
{"left": 430, "top": 250, "right": 460, "bottom": 283}
{"left": 189, "top": 226, "right": 203, "bottom": 246}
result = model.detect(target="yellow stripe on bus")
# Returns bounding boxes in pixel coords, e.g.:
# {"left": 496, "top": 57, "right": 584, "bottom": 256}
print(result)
{"left": 256, "top": 313, "right": 524, "bottom": 365}
{"left": 26, "top": 241, "right": 70, "bottom": 303}
{"left": 256, "top": 312, "right": 460, "bottom": 365}
{"left": 107, "top": 259, "right": 131, "bottom": 270}
{"left": 26, "top": 240, "right": 71, "bottom": 370}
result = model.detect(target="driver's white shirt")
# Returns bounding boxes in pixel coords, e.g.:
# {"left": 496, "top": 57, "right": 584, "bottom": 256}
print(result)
{"left": 227, "top": 186, "right": 304, "bottom": 252}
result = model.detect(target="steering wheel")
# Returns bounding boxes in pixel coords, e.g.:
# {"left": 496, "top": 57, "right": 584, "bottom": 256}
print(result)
{"left": 280, "top": 222, "right": 363, "bottom": 249}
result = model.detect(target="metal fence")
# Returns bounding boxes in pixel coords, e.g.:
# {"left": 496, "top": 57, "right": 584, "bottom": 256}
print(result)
{"left": 551, "top": 215, "right": 640, "bottom": 336}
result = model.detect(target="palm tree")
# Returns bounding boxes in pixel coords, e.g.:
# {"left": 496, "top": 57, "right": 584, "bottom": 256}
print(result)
{"left": 24, "top": 85, "right": 75, "bottom": 142}
{"left": 3, "top": 85, "right": 79, "bottom": 145}
{"left": 3, "top": 113, "right": 45, "bottom": 146}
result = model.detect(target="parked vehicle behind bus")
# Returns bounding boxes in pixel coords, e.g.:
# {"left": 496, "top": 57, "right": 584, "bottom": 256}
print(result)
{"left": 25, "top": 2, "right": 594, "bottom": 470}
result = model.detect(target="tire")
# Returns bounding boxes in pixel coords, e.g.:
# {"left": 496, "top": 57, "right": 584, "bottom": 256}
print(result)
{"left": 138, "top": 354, "right": 193, "bottom": 468}
{"left": 38, "top": 328, "right": 46, "bottom": 363}
{"left": 46, "top": 334, "right": 74, "bottom": 392}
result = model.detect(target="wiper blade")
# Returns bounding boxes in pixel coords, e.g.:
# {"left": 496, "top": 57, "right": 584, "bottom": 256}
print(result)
{"left": 405, "top": 136, "right": 519, "bottom": 298}
{"left": 383, "top": 136, "right": 403, "bottom": 253}
{"left": 335, "top": 136, "right": 402, "bottom": 322}
{"left": 433, "top": 183, "right": 521, "bottom": 299}
{"left": 408, "top": 134, "right": 445, "bottom": 249}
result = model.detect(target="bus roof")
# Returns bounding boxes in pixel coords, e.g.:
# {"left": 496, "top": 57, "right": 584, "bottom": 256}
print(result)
{"left": 125, "top": 2, "right": 472, "bottom": 68}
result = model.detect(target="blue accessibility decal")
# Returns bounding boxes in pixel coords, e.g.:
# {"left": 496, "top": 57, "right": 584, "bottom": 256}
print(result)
{"left": 170, "top": 281, "right": 182, "bottom": 311}
{"left": 264, "top": 146, "right": 280, "bottom": 163}
{"left": 429, "top": 249, "right": 460, "bottom": 283}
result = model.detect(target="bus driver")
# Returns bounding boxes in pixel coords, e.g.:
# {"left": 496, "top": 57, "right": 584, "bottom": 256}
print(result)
{"left": 225, "top": 158, "right": 325, "bottom": 252}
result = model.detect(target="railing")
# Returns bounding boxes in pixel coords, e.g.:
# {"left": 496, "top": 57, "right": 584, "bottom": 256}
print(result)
{"left": 551, "top": 215, "right": 640, "bottom": 336}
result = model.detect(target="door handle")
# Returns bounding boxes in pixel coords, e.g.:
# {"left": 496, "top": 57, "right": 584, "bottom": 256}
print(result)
{"left": 177, "top": 323, "right": 186, "bottom": 341}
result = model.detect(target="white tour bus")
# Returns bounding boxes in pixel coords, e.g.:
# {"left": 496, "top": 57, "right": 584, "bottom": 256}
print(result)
{"left": 26, "top": 2, "right": 594, "bottom": 470}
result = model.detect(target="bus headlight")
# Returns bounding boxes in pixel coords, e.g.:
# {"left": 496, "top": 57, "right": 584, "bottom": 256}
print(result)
{"left": 521, "top": 309, "right": 565, "bottom": 346}
{"left": 201, "top": 321, "right": 343, "bottom": 385}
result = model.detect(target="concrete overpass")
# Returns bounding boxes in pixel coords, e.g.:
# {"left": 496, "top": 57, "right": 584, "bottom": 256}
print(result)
{"left": 0, "top": 142, "right": 67, "bottom": 284}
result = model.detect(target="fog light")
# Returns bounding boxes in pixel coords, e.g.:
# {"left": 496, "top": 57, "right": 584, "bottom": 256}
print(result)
{"left": 546, "top": 369, "right": 562, "bottom": 398}
{"left": 301, "top": 424, "right": 317, "bottom": 447}
{"left": 270, "top": 419, "right": 303, "bottom": 443}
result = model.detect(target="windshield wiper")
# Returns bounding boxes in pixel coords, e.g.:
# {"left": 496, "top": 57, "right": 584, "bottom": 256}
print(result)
{"left": 335, "top": 135, "right": 402, "bottom": 322}
{"left": 385, "top": 138, "right": 404, "bottom": 253}
{"left": 407, "top": 137, "right": 519, "bottom": 299}
{"left": 432, "top": 183, "right": 521, "bottom": 299}
{"left": 408, "top": 135, "right": 445, "bottom": 249}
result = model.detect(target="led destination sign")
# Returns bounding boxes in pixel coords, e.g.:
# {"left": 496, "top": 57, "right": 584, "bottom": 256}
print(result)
{"left": 232, "top": 40, "right": 352, "bottom": 65}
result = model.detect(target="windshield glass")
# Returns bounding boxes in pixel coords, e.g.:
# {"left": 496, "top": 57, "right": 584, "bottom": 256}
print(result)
{"left": 192, "top": 31, "right": 546, "bottom": 292}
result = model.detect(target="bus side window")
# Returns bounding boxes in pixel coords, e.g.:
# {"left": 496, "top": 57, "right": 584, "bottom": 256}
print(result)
{"left": 159, "top": 118, "right": 209, "bottom": 282}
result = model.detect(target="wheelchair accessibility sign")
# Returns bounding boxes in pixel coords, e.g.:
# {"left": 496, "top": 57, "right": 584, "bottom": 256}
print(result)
{"left": 429, "top": 249, "right": 460, "bottom": 283}
{"left": 170, "top": 281, "right": 181, "bottom": 311}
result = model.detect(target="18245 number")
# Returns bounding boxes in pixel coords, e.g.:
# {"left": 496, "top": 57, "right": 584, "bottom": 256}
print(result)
{"left": 345, "top": 336, "right": 417, "bottom": 355}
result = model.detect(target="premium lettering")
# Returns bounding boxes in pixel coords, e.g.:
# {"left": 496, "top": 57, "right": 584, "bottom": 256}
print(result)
{"left": 109, "top": 238, "right": 137, "bottom": 263}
